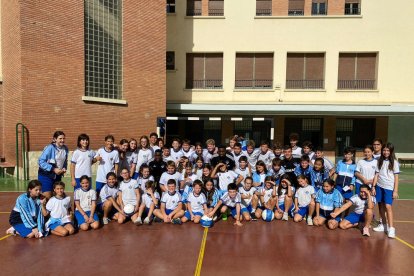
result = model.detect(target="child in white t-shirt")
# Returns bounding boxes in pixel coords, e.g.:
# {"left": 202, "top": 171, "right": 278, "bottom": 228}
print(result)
{"left": 117, "top": 169, "right": 141, "bottom": 225}
{"left": 74, "top": 175, "right": 99, "bottom": 231}
{"left": 136, "top": 181, "right": 160, "bottom": 225}
{"left": 293, "top": 175, "right": 315, "bottom": 226}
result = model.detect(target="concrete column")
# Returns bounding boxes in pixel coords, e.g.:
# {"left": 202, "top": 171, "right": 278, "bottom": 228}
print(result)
{"left": 202, "top": 0, "right": 209, "bottom": 16}
{"left": 221, "top": 120, "right": 234, "bottom": 145}
{"left": 375, "top": 117, "right": 388, "bottom": 142}
{"left": 304, "top": 0, "right": 312, "bottom": 16}
{"left": 274, "top": 116, "right": 285, "bottom": 144}
{"left": 323, "top": 116, "right": 337, "bottom": 151}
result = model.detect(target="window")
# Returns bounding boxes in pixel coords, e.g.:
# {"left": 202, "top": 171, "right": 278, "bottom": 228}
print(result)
{"left": 166, "top": 51, "right": 175, "bottom": 70}
{"left": 167, "top": 0, "right": 176, "bottom": 13}
{"left": 288, "top": 0, "right": 304, "bottom": 16}
{"left": 235, "top": 53, "right": 273, "bottom": 89}
{"left": 187, "top": 0, "right": 202, "bottom": 16}
{"left": 209, "top": 0, "right": 224, "bottom": 16}
{"left": 345, "top": 0, "right": 360, "bottom": 15}
{"left": 312, "top": 0, "right": 327, "bottom": 15}
{"left": 338, "top": 53, "right": 377, "bottom": 90}
{"left": 256, "top": 0, "right": 272, "bottom": 16}
{"left": 84, "top": 0, "right": 122, "bottom": 99}
{"left": 284, "top": 118, "right": 323, "bottom": 148}
{"left": 286, "top": 53, "right": 325, "bottom": 89}
{"left": 186, "top": 53, "right": 223, "bottom": 89}
{"left": 336, "top": 118, "right": 375, "bottom": 152}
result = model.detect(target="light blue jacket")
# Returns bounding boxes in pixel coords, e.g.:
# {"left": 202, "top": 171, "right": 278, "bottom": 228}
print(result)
{"left": 38, "top": 143, "right": 68, "bottom": 177}
{"left": 13, "top": 193, "right": 45, "bottom": 234}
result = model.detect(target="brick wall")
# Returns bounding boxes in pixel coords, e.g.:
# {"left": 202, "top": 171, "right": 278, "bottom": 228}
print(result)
{"left": 1, "top": 0, "right": 166, "bottom": 165}
{"left": 328, "top": 0, "right": 345, "bottom": 15}
{"left": 272, "top": 0, "right": 288, "bottom": 16}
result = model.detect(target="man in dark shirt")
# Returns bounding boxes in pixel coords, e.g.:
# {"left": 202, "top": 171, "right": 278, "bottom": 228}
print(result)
{"left": 148, "top": 149, "right": 167, "bottom": 185}
{"left": 210, "top": 145, "right": 235, "bottom": 171}
{"left": 281, "top": 145, "right": 300, "bottom": 188}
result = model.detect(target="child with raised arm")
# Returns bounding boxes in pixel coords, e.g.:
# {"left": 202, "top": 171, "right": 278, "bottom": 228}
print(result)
{"left": 331, "top": 184, "right": 375, "bottom": 237}
{"left": 274, "top": 175, "right": 295, "bottom": 221}
{"left": 211, "top": 162, "right": 242, "bottom": 195}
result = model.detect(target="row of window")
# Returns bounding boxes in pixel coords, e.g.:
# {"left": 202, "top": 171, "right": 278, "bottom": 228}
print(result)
{"left": 166, "top": 0, "right": 361, "bottom": 16}
{"left": 167, "top": 52, "right": 377, "bottom": 90}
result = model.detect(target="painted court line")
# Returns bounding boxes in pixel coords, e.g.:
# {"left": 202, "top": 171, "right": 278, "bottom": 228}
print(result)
{"left": 194, "top": 227, "right": 209, "bottom": 276}
{"left": 395, "top": 220, "right": 414, "bottom": 224}
{"left": 0, "top": 234, "right": 12, "bottom": 241}
{"left": 0, "top": 212, "right": 10, "bottom": 214}
{"left": 396, "top": 237, "right": 414, "bottom": 251}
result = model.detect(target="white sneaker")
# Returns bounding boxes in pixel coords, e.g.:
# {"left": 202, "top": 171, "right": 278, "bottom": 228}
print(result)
{"left": 134, "top": 217, "right": 142, "bottom": 225}
{"left": 307, "top": 217, "right": 313, "bottom": 226}
{"left": 373, "top": 224, "right": 388, "bottom": 233}
{"left": 103, "top": 217, "right": 110, "bottom": 225}
{"left": 388, "top": 227, "right": 396, "bottom": 239}
{"left": 6, "top": 227, "right": 16, "bottom": 235}
{"left": 144, "top": 217, "right": 150, "bottom": 224}
{"left": 282, "top": 212, "right": 288, "bottom": 221}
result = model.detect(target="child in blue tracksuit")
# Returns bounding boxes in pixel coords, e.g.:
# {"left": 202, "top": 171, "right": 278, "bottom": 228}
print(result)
{"left": 294, "top": 155, "right": 313, "bottom": 184}
{"left": 334, "top": 147, "right": 357, "bottom": 203}
{"left": 310, "top": 158, "right": 329, "bottom": 192}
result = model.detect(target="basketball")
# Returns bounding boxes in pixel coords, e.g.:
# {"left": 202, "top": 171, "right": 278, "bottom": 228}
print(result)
{"left": 262, "top": 209, "right": 275, "bottom": 222}
{"left": 200, "top": 215, "right": 214, "bottom": 228}
{"left": 123, "top": 204, "right": 135, "bottom": 217}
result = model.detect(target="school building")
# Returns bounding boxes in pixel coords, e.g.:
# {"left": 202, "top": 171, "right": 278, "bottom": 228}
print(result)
{"left": 165, "top": 0, "right": 414, "bottom": 155}
{"left": 0, "top": 0, "right": 166, "bottom": 177}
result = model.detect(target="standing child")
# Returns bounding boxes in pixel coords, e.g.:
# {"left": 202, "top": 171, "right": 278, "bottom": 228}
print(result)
{"left": 182, "top": 180, "right": 208, "bottom": 224}
{"left": 334, "top": 146, "right": 357, "bottom": 205}
{"left": 331, "top": 184, "right": 375, "bottom": 237}
{"left": 274, "top": 175, "right": 295, "bottom": 221}
{"left": 170, "top": 138, "right": 184, "bottom": 163}
{"left": 231, "top": 142, "right": 246, "bottom": 169}
{"left": 372, "top": 143, "right": 400, "bottom": 238}
{"left": 135, "top": 136, "right": 154, "bottom": 178}
{"left": 95, "top": 135, "right": 119, "bottom": 194}
{"left": 74, "top": 175, "right": 99, "bottom": 231}
{"left": 257, "top": 141, "right": 275, "bottom": 170}
{"left": 127, "top": 138, "right": 138, "bottom": 179}
{"left": 294, "top": 155, "right": 313, "bottom": 184}
{"left": 98, "top": 172, "right": 123, "bottom": 225}
{"left": 310, "top": 158, "right": 329, "bottom": 192}
{"left": 117, "top": 169, "right": 141, "bottom": 224}
{"left": 181, "top": 139, "right": 194, "bottom": 159}
{"left": 159, "top": 161, "right": 182, "bottom": 193}
{"left": 312, "top": 147, "right": 335, "bottom": 177}
{"left": 45, "top": 182, "right": 75, "bottom": 237}
{"left": 289, "top": 133, "right": 302, "bottom": 158}
{"left": 239, "top": 176, "right": 258, "bottom": 221}
{"left": 355, "top": 145, "right": 377, "bottom": 194}
{"left": 255, "top": 176, "right": 277, "bottom": 221}
{"left": 117, "top": 139, "right": 130, "bottom": 180}
{"left": 293, "top": 175, "right": 315, "bottom": 226}
{"left": 70, "top": 133, "right": 96, "bottom": 189}
{"left": 136, "top": 181, "right": 160, "bottom": 225}
{"left": 243, "top": 140, "right": 260, "bottom": 171}
{"left": 313, "top": 179, "right": 343, "bottom": 230}
{"left": 208, "top": 183, "right": 243, "bottom": 226}
{"left": 211, "top": 162, "right": 242, "bottom": 195}
{"left": 302, "top": 141, "right": 315, "bottom": 160}
{"left": 153, "top": 179, "right": 185, "bottom": 224}
{"left": 272, "top": 142, "right": 284, "bottom": 160}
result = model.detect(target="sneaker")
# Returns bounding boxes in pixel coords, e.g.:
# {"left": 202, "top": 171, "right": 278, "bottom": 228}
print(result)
{"left": 134, "top": 217, "right": 143, "bottom": 226}
{"left": 102, "top": 217, "right": 110, "bottom": 225}
{"left": 213, "top": 215, "right": 218, "bottom": 222}
{"left": 388, "top": 227, "right": 396, "bottom": 239}
{"left": 144, "top": 217, "right": 150, "bottom": 225}
{"left": 250, "top": 212, "right": 257, "bottom": 221}
{"left": 221, "top": 213, "right": 228, "bottom": 221}
{"left": 282, "top": 212, "right": 289, "bottom": 221}
{"left": 363, "top": 227, "right": 371, "bottom": 237}
{"left": 306, "top": 217, "right": 313, "bottom": 226}
{"left": 172, "top": 218, "right": 182, "bottom": 225}
{"left": 153, "top": 217, "right": 163, "bottom": 223}
{"left": 373, "top": 224, "right": 388, "bottom": 233}
{"left": 6, "top": 227, "right": 16, "bottom": 236}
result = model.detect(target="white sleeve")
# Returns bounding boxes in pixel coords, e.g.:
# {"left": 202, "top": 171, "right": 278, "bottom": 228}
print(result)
{"left": 71, "top": 150, "right": 79, "bottom": 163}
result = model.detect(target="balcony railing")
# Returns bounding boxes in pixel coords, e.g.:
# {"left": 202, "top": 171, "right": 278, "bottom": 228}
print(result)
{"left": 209, "top": 9, "right": 224, "bottom": 16}
{"left": 187, "top": 8, "right": 202, "bottom": 16}
{"left": 186, "top": 79, "right": 223, "bottom": 89}
{"left": 337, "top": 80, "right": 376, "bottom": 90}
{"left": 235, "top": 80, "right": 273, "bottom": 89}
{"left": 256, "top": 8, "right": 272, "bottom": 16}
{"left": 256, "top": 0, "right": 272, "bottom": 16}
{"left": 288, "top": 10, "right": 304, "bottom": 16}
{"left": 345, "top": 8, "right": 361, "bottom": 15}
{"left": 286, "top": 80, "right": 324, "bottom": 89}
{"left": 312, "top": 9, "right": 327, "bottom": 15}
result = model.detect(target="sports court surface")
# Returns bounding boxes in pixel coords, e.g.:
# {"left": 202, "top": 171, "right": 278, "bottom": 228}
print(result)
{"left": 1, "top": 169, "right": 414, "bottom": 275}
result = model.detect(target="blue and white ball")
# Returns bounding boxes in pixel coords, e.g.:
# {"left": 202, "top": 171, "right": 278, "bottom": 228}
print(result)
{"left": 261, "top": 209, "right": 275, "bottom": 222}
{"left": 123, "top": 204, "right": 135, "bottom": 217}
{"left": 200, "top": 215, "right": 214, "bottom": 228}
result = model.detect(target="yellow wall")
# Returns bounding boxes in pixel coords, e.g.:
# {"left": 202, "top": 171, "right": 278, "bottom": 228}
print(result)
{"left": 167, "top": 0, "right": 414, "bottom": 105}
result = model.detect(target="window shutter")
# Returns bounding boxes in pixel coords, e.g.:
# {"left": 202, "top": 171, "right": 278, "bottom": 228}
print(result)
{"left": 286, "top": 53, "right": 304, "bottom": 80}
{"left": 356, "top": 53, "right": 376, "bottom": 80}
{"left": 338, "top": 53, "right": 356, "bottom": 80}
{"left": 235, "top": 54, "right": 254, "bottom": 87}
{"left": 205, "top": 54, "right": 223, "bottom": 88}
{"left": 289, "top": 0, "right": 305, "bottom": 10}
{"left": 305, "top": 53, "right": 325, "bottom": 80}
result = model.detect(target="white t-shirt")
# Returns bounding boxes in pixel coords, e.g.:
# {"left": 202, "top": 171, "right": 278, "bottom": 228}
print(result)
{"left": 74, "top": 188, "right": 97, "bottom": 212}
{"left": 142, "top": 191, "right": 160, "bottom": 209}
{"left": 259, "top": 186, "right": 274, "bottom": 204}
{"left": 355, "top": 159, "right": 377, "bottom": 185}
{"left": 292, "top": 146, "right": 302, "bottom": 159}
{"left": 202, "top": 149, "right": 216, "bottom": 164}
{"left": 98, "top": 184, "right": 119, "bottom": 204}
{"left": 71, "top": 149, "right": 95, "bottom": 178}
{"left": 295, "top": 185, "right": 315, "bottom": 207}
{"left": 55, "top": 147, "right": 67, "bottom": 170}
{"left": 119, "top": 179, "right": 139, "bottom": 206}
{"left": 126, "top": 151, "right": 138, "bottom": 167}
{"left": 232, "top": 152, "right": 246, "bottom": 169}
{"left": 95, "top": 148, "right": 119, "bottom": 183}
{"left": 181, "top": 148, "right": 194, "bottom": 159}
{"left": 350, "top": 194, "right": 376, "bottom": 214}
{"left": 235, "top": 168, "right": 250, "bottom": 185}
{"left": 239, "top": 186, "right": 257, "bottom": 208}
{"left": 160, "top": 171, "right": 182, "bottom": 191}
{"left": 243, "top": 149, "right": 260, "bottom": 170}
{"left": 220, "top": 192, "right": 241, "bottom": 208}
{"left": 170, "top": 148, "right": 184, "bottom": 162}
{"left": 376, "top": 160, "right": 400, "bottom": 190}
{"left": 46, "top": 196, "right": 71, "bottom": 219}
{"left": 257, "top": 150, "right": 275, "bottom": 169}
{"left": 161, "top": 191, "right": 182, "bottom": 210}
{"left": 186, "top": 192, "right": 207, "bottom": 213}
{"left": 136, "top": 148, "right": 154, "bottom": 172}
{"left": 217, "top": 171, "right": 238, "bottom": 191}
{"left": 137, "top": 175, "right": 155, "bottom": 192}
{"left": 277, "top": 186, "right": 296, "bottom": 206}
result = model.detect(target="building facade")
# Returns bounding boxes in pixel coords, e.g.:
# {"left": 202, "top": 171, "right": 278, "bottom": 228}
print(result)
{"left": 166, "top": 0, "right": 414, "bottom": 154}
{"left": 0, "top": 0, "right": 166, "bottom": 176}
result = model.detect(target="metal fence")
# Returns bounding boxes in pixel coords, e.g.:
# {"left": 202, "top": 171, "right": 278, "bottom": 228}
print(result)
{"left": 337, "top": 80, "right": 376, "bottom": 90}
{"left": 286, "top": 80, "right": 324, "bottom": 89}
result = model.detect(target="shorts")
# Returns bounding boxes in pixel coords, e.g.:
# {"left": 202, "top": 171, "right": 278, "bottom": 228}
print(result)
{"left": 97, "top": 202, "right": 119, "bottom": 218}
{"left": 319, "top": 208, "right": 340, "bottom": 222}
{"left": 226, "top": 205, "right": 239, "bottom": 218}
{"left": 49, "top": 221, "right": 72, "bottom": 231}
{"left": 344, "top": 212, "right": 365, "bottom": 225}
{"left": 278, "top": 203, "right": 294, "bottom": 215}
{"left": 75, "top": 210, "right": 99, "bottom": 225}
{"left": 184, "top": 211, "right": 204, "bottom": 220}
{"left": 95, "top": 181, "right": 106, "bottom": 194}
{"left": 293, "top": 206, "right": 309, "bottom": 217}
{"left": 165, "top": 209, "right": 174, "bottom": 216}
{"left": 375, "top": 186, "right": 393, "bottom": 205}
{"left": 38, "top": 174, "right": 62, "bottom": 193}
{"left": 335, "top": 185, "right": 353, "bottom": 200}
{"left": 12, "top": 224, "right": 34, "bottom": 238}
{"left": 241, "top": 205, "right": 253, "bottom": 214}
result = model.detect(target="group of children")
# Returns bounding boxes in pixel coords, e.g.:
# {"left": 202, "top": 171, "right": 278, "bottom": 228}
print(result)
{"left": 7, "top": 132, "right": 400, "bottom": 240}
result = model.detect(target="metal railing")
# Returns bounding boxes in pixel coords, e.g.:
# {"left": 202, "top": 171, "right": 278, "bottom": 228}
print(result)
{"left": 235, "top": 80, "right": 273, "bottom": 89}
{"left": 337, "top": 80, "right": 376, "bottom": 90}
{"left": 16, "top": 123, "right": 29, "bottom": 180}
{"left": 312, "top": 9, "right": 327, "bottom": 15}
{"left": 186, "top": 79, "right": 223, "bottom": 89}
{"left": 288, "top": 10, "right": 304, "bottom": 16}
{"left": 186, "top": 8, "right": 202, "bottom": 16}
{"left": 256, "top": 0, "right": 272, "bottom": 16}
{"left": 286, "top": 80, "right": 324, "bottom": 89}
{"left": 256, "top": 9, "right": 272, "bottom": 16}
{"left": 345, "top": 8, "right": 361, "bottom": 15}
{"left": 208, "top": 9, "right": 224, "bottom": 16}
